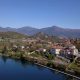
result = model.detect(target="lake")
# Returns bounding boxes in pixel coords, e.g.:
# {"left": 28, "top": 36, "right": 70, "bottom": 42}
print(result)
{"left": 0, "top": 56, "right": 78, "bottom": 80}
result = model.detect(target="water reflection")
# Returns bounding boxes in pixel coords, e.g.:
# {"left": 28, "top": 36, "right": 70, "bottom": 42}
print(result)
{"left": 1, "top": 56, "right": 8, "bottom": 63}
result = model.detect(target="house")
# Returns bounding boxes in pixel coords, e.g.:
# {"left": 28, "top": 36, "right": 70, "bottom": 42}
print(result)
{"left": 37, "top": 48, "right": 47, "bottom": 53}
{"left": 72, "top": 48, "right": 78, "bottom": 56}
{"left": 69, "top": 45, "right": 78, "bottom": 56}
{"left": 55, "top": 49, "right": 61, "bottom": 55}
{"left": 59, "top": 45, "right": 79, "bottom": 60}
{"left": 49, "top": 45, "right": 63, "bottom": 55}
{"left": 66, "top": 45, "right": 79, "bottom": 56}
{"left": 13, "top": 45, "right": 18, "bottom": 48}
{"left": 21, "top": 46, "right": 25, "bottom": 49}
{"left": 43, "top": 49, "right": 47, "bottom": 52}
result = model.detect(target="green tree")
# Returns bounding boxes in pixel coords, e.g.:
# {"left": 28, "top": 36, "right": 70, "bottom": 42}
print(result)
{"left": 47, "top": 62, "right": 53, "bottom": 67}
{"left": 46, "top": 54, "right": 55, "bottom": 60}
{"left": 2, "top": 46, "right": 8, "bottom": 54}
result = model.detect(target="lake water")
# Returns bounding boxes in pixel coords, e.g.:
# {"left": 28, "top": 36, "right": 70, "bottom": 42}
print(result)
{"left": 0, "top": 56, "right": 78, "bottom": 80}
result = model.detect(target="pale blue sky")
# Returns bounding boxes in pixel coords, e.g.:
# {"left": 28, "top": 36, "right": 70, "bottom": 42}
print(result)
{"left": 0, "top": 0, "right": 80, "bottom": 29}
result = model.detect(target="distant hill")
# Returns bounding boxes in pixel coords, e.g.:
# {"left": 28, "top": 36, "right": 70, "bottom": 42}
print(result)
{"left": 0, "top": 27, "right": 16, "bottom": 32}
{"left": 0, "top": 31, "right": 27, "bottom": 39}
{"left": 32, "top": 32, "right": 62, "bottom": 43}
{"left": 0, "top": 31, "right": 61, "bottom": 43}
{"left": 0, "top": 26, "right": 80, "bottom": 38}
{"left": 40, "top": 26, "right": 80, "bottom": 38}
{"left": 16, "top": 26, "right": 38, "bottom": 35}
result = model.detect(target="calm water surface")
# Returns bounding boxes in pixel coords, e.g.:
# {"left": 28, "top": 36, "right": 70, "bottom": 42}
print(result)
{"left": 0, "top": 56, "right": 78, "bottom": 80}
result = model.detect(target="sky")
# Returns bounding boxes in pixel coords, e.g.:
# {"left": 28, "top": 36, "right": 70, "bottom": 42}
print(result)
{"left": 0, "top": 0, "right": 80, "bottom": 29}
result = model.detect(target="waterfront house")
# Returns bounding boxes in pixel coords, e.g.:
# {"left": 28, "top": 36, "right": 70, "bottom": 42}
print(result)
{"left": 69, "top": 45, "right": 78, "bottom": 56}
{"left": 49, "top": 45, "right": 63, "bottom": 55}
{"left": 59, "top": 45, "right": 79, "bottom": 60}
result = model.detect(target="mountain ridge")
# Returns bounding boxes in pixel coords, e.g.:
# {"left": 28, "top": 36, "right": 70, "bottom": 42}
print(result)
{"left": 0, "top": 26, "right": 80, "bottom": 38}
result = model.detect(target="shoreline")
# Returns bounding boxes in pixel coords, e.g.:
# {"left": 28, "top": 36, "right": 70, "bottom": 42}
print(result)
{"left": 35, "top": 63, "right": 80, "bottom": 80}
{"left": 0, "top": 53, "right": 80, "bottom": 79}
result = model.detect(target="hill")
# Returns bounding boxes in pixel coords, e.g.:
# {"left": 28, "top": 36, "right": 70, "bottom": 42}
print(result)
{"left": 40, "top": 26, "right": 80, "bottom": 38}
{"left": 16, "top": 26, "right": 38, "bottom": 35}
{"left": 0, "top": 26, "right": 80, "bottom": 38}
{"left": 0, "top": 31, "right": 27, "bottom": 39}
{"left": 32, "top": 32, "right": 61, "bottom": 42}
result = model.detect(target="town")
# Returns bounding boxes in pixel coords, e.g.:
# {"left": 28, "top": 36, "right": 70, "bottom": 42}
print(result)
{"left": 0, "top": 31, "right": 80, "bottom": 77}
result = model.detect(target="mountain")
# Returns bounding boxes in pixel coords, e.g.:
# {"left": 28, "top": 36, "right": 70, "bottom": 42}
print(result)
{"left": 40, "top": 26, "right": 80, "bottom": 38}
{"left": 0, "top": 26, "right": 80, "bottom": 38}
{"left": 16, "top": 26, "right": 38, "bottom": 35}
{"left": 0, "top": 26, "right": 38, "bottom": 35}
{"left": 0, "top": 27, "right": 16, "bottom": 32}
{"left": 16, "top": 26, "right": 80, "bottom": 38}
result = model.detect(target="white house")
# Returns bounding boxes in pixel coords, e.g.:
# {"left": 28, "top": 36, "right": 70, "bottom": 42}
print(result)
{"left": 13, "top": 45, "right": 18, "bottom": 48}
{"left": 70, "top": 45, "right": 76, "bottom": 49}
{"left": 21, "top": 46, "right": 25, "bottom": 49}
{"left": 72, "top": 48, "right": 78, "bottom": 56}
{"left": 64, "top": 45, "right": 79, "bottom": 56}
{"left": 51, "top": 45, "right": 63, "bottom": 55}
{"left": 55, "top": 49, "right": 61, "bottom": 55}
{"left": 43, "top": 49, "right": 47, "bottom": 52}
{"left": 70, "top": 45, "right": 78, "bottom": 56}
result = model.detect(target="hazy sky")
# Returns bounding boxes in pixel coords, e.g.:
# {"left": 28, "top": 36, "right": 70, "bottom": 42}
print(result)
{"left": 0, "top": 0, "right": 80, "bottom": 29}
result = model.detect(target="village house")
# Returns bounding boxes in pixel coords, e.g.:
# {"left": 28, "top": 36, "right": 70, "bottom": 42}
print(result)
{"left": 69, "top": 45, "right": 78, "bottom": 56}
{"left": 21, "top": 46, "right": 25, "bottom": 49}
{"left": 36, "top": 48, "right": 47, "bottom": 53}
{"left": 49, "top": 45, "right": 63, "bottom": 55}
{"left": 20, "top": 46, "right": 25, "bottom": 51}
{"left": 13, "top": 45, "right": 18, "bottom": 48}
{"left": 59, "top": 45, "right": 79, "bottom": 60}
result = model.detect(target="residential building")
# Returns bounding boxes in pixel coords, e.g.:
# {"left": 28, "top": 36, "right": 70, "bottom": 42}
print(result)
{"left": 49, "top": 45, "right": 63, "bottom": 55}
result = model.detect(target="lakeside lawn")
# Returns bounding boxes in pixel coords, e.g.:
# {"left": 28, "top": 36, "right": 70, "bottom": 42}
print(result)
{"left": 68, "top": 62, "right": 80, "bottom": 73}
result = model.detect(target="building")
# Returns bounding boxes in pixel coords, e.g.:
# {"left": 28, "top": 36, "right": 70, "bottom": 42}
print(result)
{"left": 69, "top": 45, "right": 78, "bottom": 56}
{"left": 21, "top": 46, "right": 25, "bottom": 49}
{"left": 37, "top": 48, "right": 47, "bottom": 53}
{"left": 49, "top": 45, "right": 63, "bottom": 55}
{"left": 59, "top": 45, "right": 79, "bottom": 60}
{"left": 55, "top": 49, "right": 61, "bottom": 55}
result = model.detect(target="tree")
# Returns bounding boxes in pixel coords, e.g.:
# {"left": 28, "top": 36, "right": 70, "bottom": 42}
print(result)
{"left": 47, "top": 62, "right": 53, "bottom": 67}
{"left": 2, "top": 46, "right": 8, "bottom": 54}
{"left": 46, "top": 54, "right": 55, "bottom": 60}
{"left": 20, "top": 51, "right": 25, "bottom": 60}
